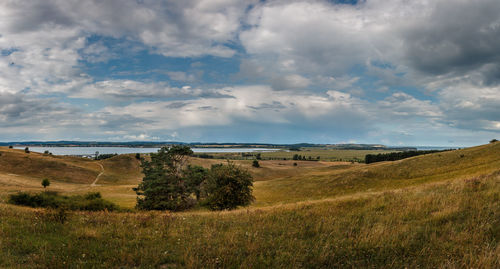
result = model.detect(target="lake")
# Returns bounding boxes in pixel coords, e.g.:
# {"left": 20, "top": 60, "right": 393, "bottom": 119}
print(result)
{"left": 14, "top": 146, "right": 280, "bottom": 156}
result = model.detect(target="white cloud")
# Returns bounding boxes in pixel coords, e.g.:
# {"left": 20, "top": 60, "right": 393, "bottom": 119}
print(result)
{"left": 98, "top": 85, "right": 369, "bottom": 131}
{"left": 71, "top": 80, "right": 227, "bottom": 100}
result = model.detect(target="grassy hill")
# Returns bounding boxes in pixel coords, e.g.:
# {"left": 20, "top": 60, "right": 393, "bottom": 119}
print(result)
{"left": 254, "top": 142, "right": 500, "bottom": 205}
{"left": 0, "top": 148, "right": 99, "bottom": 184}
{"left": 0, "top": 143, "right": 498, "bottom": 267}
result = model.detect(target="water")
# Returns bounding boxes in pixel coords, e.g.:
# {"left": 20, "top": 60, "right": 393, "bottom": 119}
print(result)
{"left": 14, "top": 146, "right": 279, "bottom": 156}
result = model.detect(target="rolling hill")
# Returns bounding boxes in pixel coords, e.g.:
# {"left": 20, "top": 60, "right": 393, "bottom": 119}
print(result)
{"left": 0, "top": 142, "right": 498, "bottom": 267}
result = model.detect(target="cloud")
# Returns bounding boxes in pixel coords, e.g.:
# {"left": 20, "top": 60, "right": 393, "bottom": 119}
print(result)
{"left": 0, "top": 0, "right": 498, "bottom": 145}
{"left": 71, "top": 80, "right": 230, "bottom": 100}
{"left": 122, "top": 133, "right": 160, "bottom": 141}
{"left": 439, "top": 84, "right": 500, "bottom": 131}
{"left": 98, "top": 85, "right": 371, "bottom": 132}
{"left": 378, "top": 92, "right": 442, "bottom": 118}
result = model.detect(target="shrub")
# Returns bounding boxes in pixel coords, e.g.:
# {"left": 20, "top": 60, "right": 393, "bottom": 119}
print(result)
{"left": 252, "top": 160, "right": 260, "bottom": 168}
{"left": 84, "top": 192, "right": 102, "bottom": 199}
{"left": 41, "top": 178, "right": 50, "bottom": 189}
{"left": 8, "top": 191, "right": 118, "bottom": 211}
{"left": 95, "top": 153, "right": 117, "bottom": 160}
{"left": 203, "top": 162, "right": 254, "bottom": 210}
{"left": 24, "top": 147, "right": 29, "bottom": 153}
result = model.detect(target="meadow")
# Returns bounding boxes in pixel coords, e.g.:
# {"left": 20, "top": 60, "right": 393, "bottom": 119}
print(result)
{"left": 0, "top": 142, "right": 499, "bottom": 267}
{"left": 196, "top": 148, "right": 398, "bottom": 162}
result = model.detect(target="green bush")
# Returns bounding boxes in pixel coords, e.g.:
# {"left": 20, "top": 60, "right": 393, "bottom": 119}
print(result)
{"left": 8, "top": 191, "right": 118, "bottom": 211}
{"left": 203, "top": 162, "right": 254, "bottom": 210}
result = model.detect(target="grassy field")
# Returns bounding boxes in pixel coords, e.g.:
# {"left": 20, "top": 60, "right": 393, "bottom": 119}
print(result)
{"left": 0, "top": 143, "right": 499, "bottom": 267}
{"left": 197, "top": 148, "right": 398, "bottom": 161}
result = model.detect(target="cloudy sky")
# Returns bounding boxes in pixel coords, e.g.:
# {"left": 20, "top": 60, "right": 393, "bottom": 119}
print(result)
{"left": 0, "top": 0, "right": 499, "bottom": 146}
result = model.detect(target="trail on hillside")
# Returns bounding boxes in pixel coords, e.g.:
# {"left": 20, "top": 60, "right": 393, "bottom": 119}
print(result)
{"left": 91, "top": 163, "right": 104, "bottom": 187}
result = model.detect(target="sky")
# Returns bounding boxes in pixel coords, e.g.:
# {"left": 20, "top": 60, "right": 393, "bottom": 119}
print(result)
{"left": 0, "top": 0, "right": 499, "bottom": 146}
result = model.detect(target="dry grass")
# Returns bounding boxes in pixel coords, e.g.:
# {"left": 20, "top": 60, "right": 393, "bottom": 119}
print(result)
{"left": 0, "top": 143, "right": 499, "bottom": 267}
{"left": 0, "top": 169, "right": 498, "bottom": 268}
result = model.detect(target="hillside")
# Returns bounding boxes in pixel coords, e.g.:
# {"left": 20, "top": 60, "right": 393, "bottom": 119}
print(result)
{"left": 254, "top": 142, "right": 500, "bottom": 205}
{"left": 0, "top": 148, "right": 100, "bottom": 184}
{"left": 0, "top": 143, "right": 498, "bottom": 267}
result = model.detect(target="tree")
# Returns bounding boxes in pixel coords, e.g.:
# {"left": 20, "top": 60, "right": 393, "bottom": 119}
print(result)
{"left": 135, "top": 153, "right": 141, "bottom": 160}
{"left": 252, "top": 160, "right": 260, "bottom": 168}
{"left": 491, "top": 139, "right": 498, "bottom": 143}
{"left": 203, "top": 162, "right": 254, "bottom": 210}
{"left": 184, "top": 165, "right": 208, "bottom": 201}
{"left": 134, "top": 145, "right": 194, "bottom": 211}
{"left": 255, "top": 153, "right": 262, "bottom": 160}
{"left": 24, "top": 147, "right": 29, "bottom": 153}
{"left": 41, "top": 178, "right": 50, "bottom": 189}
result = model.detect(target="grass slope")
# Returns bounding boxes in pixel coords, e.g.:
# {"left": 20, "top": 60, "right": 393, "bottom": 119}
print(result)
{"left": 0, "top": 143, "right": 498, "bottom": 267}
{"left": 0, "top": 168, "right": 498, "bottom": 268}
{"left": 254, "top": 143, "right": 500, "bottom": 205}
{"left": 0, "top": 148, "right": 99, "bottom": 184}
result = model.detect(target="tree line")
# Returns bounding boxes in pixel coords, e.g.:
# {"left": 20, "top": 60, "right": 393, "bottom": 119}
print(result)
{"left": 365, "top": 149, "right": 452, "bottom": 164}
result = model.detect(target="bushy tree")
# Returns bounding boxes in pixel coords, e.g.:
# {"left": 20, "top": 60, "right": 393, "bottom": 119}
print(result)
{"left": 184, "top": 165, "right": 208, "bottom": 201}
{"left": 490, "top": 139, "right": 498, "bottom": 143}
{"left": 41, "top": 178, "right": 50, "bottom": 189}
{"left": 252, "top": 160, "right": 260, "bottom": 168}
{"left": 203, "top": 162, "right": 254, "bottom": 210}
{"left": 134, "top": 146, "right": 194, "bottom": 211}
{"left": 24, "top": 147, "right": 29, "bottom": 153}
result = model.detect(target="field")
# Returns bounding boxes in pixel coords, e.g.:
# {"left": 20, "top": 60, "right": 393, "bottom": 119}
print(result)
{"left": 0, "top": 143, "right": 499, "bottom": 267}
{"left": 196, "top": 148, "right": 398, "bottom": 162}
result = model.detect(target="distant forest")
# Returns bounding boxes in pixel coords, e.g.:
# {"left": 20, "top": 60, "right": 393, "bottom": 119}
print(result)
{"left": 365, "top": 149, "right": 453, "bottom": 164}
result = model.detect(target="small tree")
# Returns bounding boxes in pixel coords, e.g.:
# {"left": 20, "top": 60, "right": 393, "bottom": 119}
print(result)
{"left": 8, "top": 145, "right": 13, "bottom": 149}
{"left": 24, "top": 147, "right": 29, "bottom": 153}
{"left": 490, "top": 139, "right": 498, "bottom": 143}
{"left": 203, "top": 162, "right": 254, "bottom": 210}
{"left": 41, "top": 178, "right": 50, "bottom": 189}
{"left": 252, "top": 160, "right": 260, "bottom": 168}
{"left": 256, "top": 153, "right": 262, "bottom": 160}
{"left": 135, "top": 153, "right": 141, "bottom": 160}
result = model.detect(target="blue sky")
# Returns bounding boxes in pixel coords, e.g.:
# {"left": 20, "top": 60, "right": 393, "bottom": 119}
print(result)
{"left": 0, "top": 0, "right": 499, "bottom": 146}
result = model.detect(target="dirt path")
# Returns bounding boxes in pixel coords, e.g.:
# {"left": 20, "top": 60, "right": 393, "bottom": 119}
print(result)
{"left": 91, "top": 163, "right": 104, "bottom": 187}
